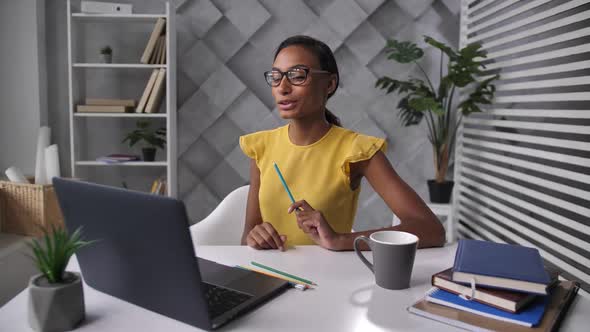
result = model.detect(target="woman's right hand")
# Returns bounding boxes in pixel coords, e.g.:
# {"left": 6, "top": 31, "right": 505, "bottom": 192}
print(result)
{"left": 246, "top": 222, "right": 287, "bottom": 251}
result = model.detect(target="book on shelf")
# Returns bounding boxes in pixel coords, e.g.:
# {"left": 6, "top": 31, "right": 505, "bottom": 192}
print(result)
{"left": 453, "top": 239, "right": 551, "bottom": 295}
{"left": 408, "top": 281, "right": 579, "bottom": 332}
{"left": 158, "top": 35, "right": 165, "bottom": 64}
{"left": 157, "top": 35, "right": 164, "bottom": 64}
{"left": 432, "top": 268, "right": 558, "bottom": 313}
{"left": 149, "top": 37, "right": 159, "bottom": 64}
{"left": 150, "top": 178, "right": 167, "bottom": 195}
{"left": 86, "top": 98, "right": 136, "bottom": 107}
{"left": 161, "top": 35, "right": 166, "bottom": 64}
{"left": 141, "top": 17, "right": 166, "bottom": 64}
{"left": 136, "top": 69, "right": 159, "bottom": 113}
{"left": 149, "top": 36, "right": 163, "bottom": 64}
{"left": 145, "top": 68, "right": 166, "bottom": 114}
{"left": 96, "top": 154, "right": 140, "bottom": 163}
{"left": 146, "top": 33, "right": 166, "bottom": 65}
{"left": 77, "top": 105, "right": 131, "bottom": 113}
{"left": 161, "top": 32, "right": 167, "bottom": 64}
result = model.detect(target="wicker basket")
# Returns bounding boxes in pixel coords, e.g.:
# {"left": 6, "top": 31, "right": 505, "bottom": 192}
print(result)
{"left": 0, "top": 180, "right": 64, "bottom": 237}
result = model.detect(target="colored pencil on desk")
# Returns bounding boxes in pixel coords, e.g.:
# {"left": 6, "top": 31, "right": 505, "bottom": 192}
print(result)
{"left": 251, "top": 261, "right": 318, "bottom": 286}
{"left": 235, "top": 265, "right": 310, "bottom": 290}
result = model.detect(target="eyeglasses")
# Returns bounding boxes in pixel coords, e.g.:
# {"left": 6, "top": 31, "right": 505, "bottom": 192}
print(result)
{"left": 264, "top": 67, "right": 332, "bottom": 87}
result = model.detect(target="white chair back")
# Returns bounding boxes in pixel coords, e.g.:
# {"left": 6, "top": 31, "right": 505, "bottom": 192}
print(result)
{"left": 189, "top": 185, "right": 249, "bottom": 246}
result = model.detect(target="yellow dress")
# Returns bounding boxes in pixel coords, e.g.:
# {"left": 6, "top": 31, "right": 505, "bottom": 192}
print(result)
{"left": 239, "top": 124, "right": 387, "bottom": 245}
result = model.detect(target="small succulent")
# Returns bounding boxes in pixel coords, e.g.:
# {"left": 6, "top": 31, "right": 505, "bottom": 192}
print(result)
{"left": 100, "top": 45, "right": 112, "bottom": 55}
{"left": 27, "top": 226, "right": 95, "bottom": 283}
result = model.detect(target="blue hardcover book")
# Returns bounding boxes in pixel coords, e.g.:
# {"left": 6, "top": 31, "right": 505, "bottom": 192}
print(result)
{"left": 426, "top": 287, "right": 549, "bottom": 327}
{"left": 453, "top": 239, "right": 550, "bottom": 294}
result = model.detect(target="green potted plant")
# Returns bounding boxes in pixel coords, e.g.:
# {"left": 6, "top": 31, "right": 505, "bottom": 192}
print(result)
{"left": 122, "top": 119, "right": 166, "bottom": 162}
{"left": 27, "top": 226, "right": 95, "bottom": 332}
{"left": 375, "top": 36, "right": 499, "bottom": 203}
{"left": 100, "top": 45, "right": 112, "bottom": 63}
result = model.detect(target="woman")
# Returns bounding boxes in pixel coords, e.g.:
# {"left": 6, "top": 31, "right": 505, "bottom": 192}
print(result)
{"left": 239, "top": 35, "right": 445, "bottom": 251}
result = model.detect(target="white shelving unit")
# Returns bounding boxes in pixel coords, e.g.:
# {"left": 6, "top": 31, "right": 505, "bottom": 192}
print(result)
{"left": 66, "top": 0, "right": 177, "bottom": 197}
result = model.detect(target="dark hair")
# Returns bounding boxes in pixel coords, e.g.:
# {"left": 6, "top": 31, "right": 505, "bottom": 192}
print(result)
{"left": 274, "top": 35, "right": 341, "bottom": 127}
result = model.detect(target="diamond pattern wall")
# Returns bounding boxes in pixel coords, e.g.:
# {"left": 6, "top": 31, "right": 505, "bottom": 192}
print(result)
{"left": 175, "top": 0, "right": 461, "bottom": 230}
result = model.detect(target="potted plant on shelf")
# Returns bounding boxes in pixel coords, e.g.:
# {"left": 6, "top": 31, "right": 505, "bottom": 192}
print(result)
{"left": 27, "top": 226, "right": 95, "bottom": 332}
{"left": 100, "top": 45, "right": 112, "bottom": 63}
{"left": 375, "top": 36, "right": 499, "bottom": 203}
{"left": 122, "top": 119, "right": 166, "bottom": 162}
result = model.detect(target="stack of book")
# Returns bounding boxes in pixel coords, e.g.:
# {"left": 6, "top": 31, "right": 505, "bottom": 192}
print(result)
{"left": 76, "top": 98, "right": 136, "bottom": 113}
{"left": 150, "top": 178, "right": 167, "bottom": 195}
{"left": 96, "top": 154, "right": 140, "bottom": 163}
{"left": 409, "top": 239, "right": 580, "bottom": 331}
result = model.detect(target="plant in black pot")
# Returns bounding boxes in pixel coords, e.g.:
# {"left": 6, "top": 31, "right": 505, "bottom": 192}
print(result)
{"left": 375, "top": 36, "right": 499, "bottom": 203}
{"left": 122, "top": 119, "right": 166, "bottom": 162}
{"left": 100, "top": 45, "right": 112, "bottom": 63}
{"left": 27, "top": 226, "right": 95, "bottom": 332}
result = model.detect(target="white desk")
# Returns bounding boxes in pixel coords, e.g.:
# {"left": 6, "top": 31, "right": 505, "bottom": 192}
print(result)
{"left": 0, "top": 245, "right": 587, "bottom": 331}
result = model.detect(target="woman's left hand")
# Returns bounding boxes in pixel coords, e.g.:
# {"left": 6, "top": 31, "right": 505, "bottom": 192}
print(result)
{"left": 288, "top": 200, "right": 340, "bottom": 250}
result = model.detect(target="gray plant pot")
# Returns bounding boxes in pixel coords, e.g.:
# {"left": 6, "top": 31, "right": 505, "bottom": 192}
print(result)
{"left": 28, "top": 272, "right": 85, "bottom": 332}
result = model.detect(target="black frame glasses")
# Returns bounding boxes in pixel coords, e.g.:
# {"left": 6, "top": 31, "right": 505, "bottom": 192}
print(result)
{"left": 264, "top": 67, "right": 332, "bottom": 87}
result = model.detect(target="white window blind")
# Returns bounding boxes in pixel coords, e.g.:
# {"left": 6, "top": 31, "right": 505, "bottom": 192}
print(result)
{"left": 454, "top": 0, "right": 590, "bottom": 292}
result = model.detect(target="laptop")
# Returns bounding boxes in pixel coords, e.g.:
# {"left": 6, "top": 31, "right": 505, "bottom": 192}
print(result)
{"left": 52, "top": 178, "right": 289, "bottom": 330}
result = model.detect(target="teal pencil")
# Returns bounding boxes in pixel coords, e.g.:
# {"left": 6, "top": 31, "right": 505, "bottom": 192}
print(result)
{"left": 273, "top": 162, "right": 296, "bottom": 204}
{"left": 273, "top": 162, "right": 303, "bottom": 212}
{"left": 251, "top": 261, "right": 318, "bottom": 286}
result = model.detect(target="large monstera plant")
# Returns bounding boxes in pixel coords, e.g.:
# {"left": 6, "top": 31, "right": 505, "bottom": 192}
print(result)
{"left": 375, "top": 36, "right": 498, "bottom": 201}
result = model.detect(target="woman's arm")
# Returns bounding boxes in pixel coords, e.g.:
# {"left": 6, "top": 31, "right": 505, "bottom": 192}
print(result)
{"left": 333, "top": 151, "right": 446, "bottom": 250}
{"left": 241, "top": 159, "right": 287, "bottom": 250}
{"left": 241, "top": 159, "right": 263, "bottom": 245}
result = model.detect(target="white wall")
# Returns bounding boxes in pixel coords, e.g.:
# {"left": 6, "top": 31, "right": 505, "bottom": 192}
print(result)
{"left": 0, "top": 0, "right": 47, "bottom": 176}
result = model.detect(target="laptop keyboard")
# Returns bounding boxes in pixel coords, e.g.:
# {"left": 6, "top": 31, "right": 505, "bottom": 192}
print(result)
{"left": 202, "top": 282, "right": 253, "bottom": 319}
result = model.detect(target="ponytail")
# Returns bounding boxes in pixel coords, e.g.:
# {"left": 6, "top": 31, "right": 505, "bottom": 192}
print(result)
{"left": 325, "top": 109, "right": 341, "bottom": 127}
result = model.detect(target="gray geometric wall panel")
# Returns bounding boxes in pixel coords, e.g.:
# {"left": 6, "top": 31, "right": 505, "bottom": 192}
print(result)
{"left": 175, "top": 0, "right": 461, "bottom": 229}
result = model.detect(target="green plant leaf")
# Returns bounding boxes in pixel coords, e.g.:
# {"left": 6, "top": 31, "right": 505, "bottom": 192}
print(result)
{"left": 397, "top": 97, "right": 424, "bottom": 126}
{"left": 155, "top": 128, "right": 166, "bottom": 137}
{"left": 384, "top": 39, "right": 424, "bottom": 63}
{"left": 408, "top": 97, "right": 444, "bottom": 115}
{"left": 424, "top": 36, "right": 457, "bottom": 60}
{"left": 122, "top": 121, "right": 167, "bottom": 150}
{"left": 26, "top": 226, "right": 95, "bottom": 284}
{"left": 438, "top": 77, "right": 452, "bottom": 101}
{"left": 459, "top": 75, "right": 498, "bottom": 116}
{"left": 137, "top": 120, "right": 150, "bottom": 129}
{"left": 375, "top": 76, "right": 419, "bottom": 94}
{"left": 448, "top": 42, "right": 487, "bottom": 87}
{"left": 27, "top": 242, "right": 48, "bottom": 279}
